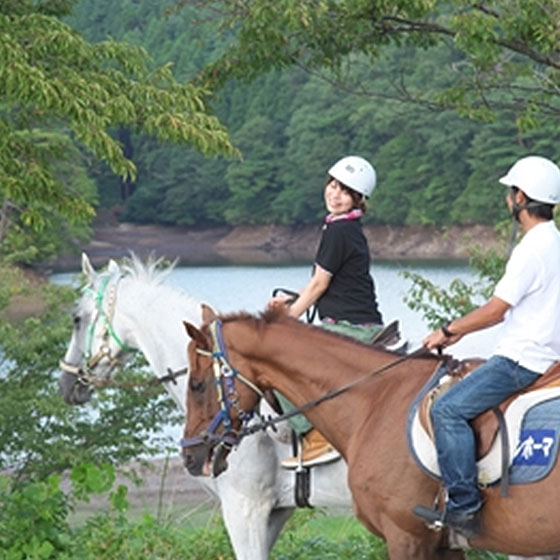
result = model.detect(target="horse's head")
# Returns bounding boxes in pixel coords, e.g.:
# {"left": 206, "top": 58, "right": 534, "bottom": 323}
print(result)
{"left": 59, "top": 253, "right": 136, "bottom": 405}
{"left": 181, "top": 307, "right": 263, "bottom": 478}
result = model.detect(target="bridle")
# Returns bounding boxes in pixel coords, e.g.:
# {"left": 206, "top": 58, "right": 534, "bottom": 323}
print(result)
{"left": 180, "top": 319, "right": 264, "bottom": 449}
{"left": 59, "top": 273, "right": 138, "bottom": 387}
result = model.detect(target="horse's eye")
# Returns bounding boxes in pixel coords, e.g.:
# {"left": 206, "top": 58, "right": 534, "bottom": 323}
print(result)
{"left": 190, "top": 379, "right": 206, "bottom": 393}
{"left": 73, "top": 315, "right": 81, "bottom": 328}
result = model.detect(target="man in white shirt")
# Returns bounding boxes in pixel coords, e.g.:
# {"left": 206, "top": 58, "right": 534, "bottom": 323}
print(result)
{"left": 413, "top": 155, "right": 560, "bottom": 539}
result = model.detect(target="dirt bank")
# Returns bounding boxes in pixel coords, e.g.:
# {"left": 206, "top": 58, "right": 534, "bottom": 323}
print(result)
{"left": 52, "top": 222, "right": 501, "bottom": 271}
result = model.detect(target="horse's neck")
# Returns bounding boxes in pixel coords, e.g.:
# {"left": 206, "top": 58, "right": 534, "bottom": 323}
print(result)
{"left": 229, "top": 319, "right": 432, "bottom": 452}
{"left": 119, "top": 278, "right": 201, "bottom": 411}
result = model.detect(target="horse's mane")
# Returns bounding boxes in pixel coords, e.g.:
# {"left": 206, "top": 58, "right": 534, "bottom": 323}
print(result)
{"left": 217, "top": 308, "right": 382, "bottom": 351}
{"left": 119, "top": 252, "right": 177, "bottom": 286}
{"left": 111, "top": 253, "right": 202, "bottom": 315}
{"left": 216, "top": 307, "right": 288, "bottom": 325}
{"left": 218, "top": 308, "right": 437, "bottom": 361}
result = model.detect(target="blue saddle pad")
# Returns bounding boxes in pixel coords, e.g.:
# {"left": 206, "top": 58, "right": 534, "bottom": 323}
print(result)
{"left": 509, "top": 397, "right": 560, "bottom": 484}
{"left": 406, "top": 362, "right": 560, "bottom": 485}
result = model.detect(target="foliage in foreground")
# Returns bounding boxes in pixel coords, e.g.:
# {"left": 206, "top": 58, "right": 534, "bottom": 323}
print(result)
{"left": 0, "top": 261, "right": 182, "bottom": 484}
{"left": 0, "top": 464, "right": 507, "bottom": 559}
{"left": 0, "top": 0, "right": 238, "bottom": 266}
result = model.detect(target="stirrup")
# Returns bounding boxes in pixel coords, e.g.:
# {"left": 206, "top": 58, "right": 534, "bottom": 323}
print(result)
{"left": 413, "top": 504, "right": 481, "bottom": 539}
{"left": 413, "top": 505, "right": 445, "bottom": 531}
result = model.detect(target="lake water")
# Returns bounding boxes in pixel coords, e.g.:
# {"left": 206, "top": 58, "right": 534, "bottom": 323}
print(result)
{"left": 51, "top": 260, "right": 500, "bottom": 359}
{"left": 51, "top": 260, "right": 501, "bottom": 445}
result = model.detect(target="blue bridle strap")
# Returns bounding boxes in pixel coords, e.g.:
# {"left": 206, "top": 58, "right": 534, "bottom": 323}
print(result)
{"left": 180, "top": 319, "right": 257, "bottom": 449}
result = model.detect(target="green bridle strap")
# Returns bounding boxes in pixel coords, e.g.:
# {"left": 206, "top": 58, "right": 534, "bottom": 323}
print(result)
{"left": 85, "top": 274, "right": 137, "bottom": 363}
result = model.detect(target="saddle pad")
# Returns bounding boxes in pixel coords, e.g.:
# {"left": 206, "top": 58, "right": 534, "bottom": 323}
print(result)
{"left": 510, "top": 397, "right": 560, "bottom": 484}
{"left": 407, "top": 363, "right": 560, "bottom": 486}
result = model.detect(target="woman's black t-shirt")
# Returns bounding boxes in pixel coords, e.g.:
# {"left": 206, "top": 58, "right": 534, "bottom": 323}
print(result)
{"left": 314, "top": 219, "right": 383, "bottom": 325}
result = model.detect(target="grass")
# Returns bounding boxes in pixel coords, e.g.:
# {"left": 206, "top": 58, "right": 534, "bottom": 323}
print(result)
{"left": 269, "top": 511, "right": 508, "bottom": 559}
{"left": 170, "top": 508, "right": 508, "bottom": 560}
{"left": 67, "top": 477, "right": 511, "bottom": 559}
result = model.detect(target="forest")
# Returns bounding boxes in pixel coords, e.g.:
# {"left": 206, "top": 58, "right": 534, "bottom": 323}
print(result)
{"left": 67, "top": 0, "right": 560, "bottom": 229}
{"left": 2, "top": 3, "right": 560, "bottom": 559}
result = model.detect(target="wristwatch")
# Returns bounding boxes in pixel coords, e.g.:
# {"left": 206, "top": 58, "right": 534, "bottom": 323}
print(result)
{"left": 441, "top": 321, "right": 455, "bottom": 338}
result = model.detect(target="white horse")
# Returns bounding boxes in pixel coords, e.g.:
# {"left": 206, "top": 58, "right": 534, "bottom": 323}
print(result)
{"left": 58, "top": 253, "right": 352, "bottom": 560}
{"left": 58, "top": 253, "right": 550, "bottom": 560}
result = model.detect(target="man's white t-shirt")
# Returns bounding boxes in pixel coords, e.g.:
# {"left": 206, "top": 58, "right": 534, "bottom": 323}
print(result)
{"left": 494, "top": 220, "right": 560, "bottom": 373}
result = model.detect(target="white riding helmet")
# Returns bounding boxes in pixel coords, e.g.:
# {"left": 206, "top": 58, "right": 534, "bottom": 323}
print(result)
{"left": 328, "top": 156, "right": 377, "bottom": 198}
{"left": 499, "top": 155, "right": 560, "bottom": 205}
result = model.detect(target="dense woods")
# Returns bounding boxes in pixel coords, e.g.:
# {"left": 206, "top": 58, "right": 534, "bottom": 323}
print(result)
{"left": 1, "top": 4, "right": 559, "bottom": 558}
{"left": 67, "top": 0, "right": 560, "bottom": 229}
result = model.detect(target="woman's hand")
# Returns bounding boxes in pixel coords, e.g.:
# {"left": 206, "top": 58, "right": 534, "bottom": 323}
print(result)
{"left": 267, "top": 294, "right": 292, "bottom": 310}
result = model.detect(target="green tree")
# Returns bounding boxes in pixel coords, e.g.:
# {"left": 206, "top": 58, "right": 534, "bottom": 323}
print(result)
{"left": 224, "top": 115, "right": 281, "bottom": 223}
{"left": 274, "top": 77, "right": 356, "bottom": 224}
{"left": 192, "top": 0, "right": 560, "bottom": 128}
{"left": 0, "top": 0, "right": 237, "bottom": 262}
{"left": 0, "top": 131, "right": 98, "bottom": 265}
{"left": 64, "top": 0, "right": 560, "bottom": 228}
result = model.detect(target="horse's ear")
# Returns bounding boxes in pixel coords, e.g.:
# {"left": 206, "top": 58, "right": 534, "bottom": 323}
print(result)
{"left": 201, "top": 304, "right": 217, "bottom": 323}
{"left": 81, "top": 253, "right": 95, "bottom": 282}
{"left": 107, "top": 259, "right": 120, "bottom": 275}
{"left": 183, "top": 321, "right": 209, "bottom": 350}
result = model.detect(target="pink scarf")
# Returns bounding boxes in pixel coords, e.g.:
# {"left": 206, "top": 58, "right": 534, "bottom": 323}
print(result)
{"left": 324, "top": 209, "right": 363, "bottom": 224}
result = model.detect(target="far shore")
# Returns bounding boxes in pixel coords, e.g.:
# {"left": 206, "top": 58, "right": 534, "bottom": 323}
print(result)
{"left": 50, "top": 223, "right": 502, "bottom": 271}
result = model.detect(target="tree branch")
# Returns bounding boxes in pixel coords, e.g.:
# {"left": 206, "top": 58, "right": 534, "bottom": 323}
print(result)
{"left": 379, "top": 15, "right": 560, "bottom": 70}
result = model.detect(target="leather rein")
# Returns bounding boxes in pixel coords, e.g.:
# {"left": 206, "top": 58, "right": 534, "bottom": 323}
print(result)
{"left": 180, "top": 318, "right": 432, "bottom": 450}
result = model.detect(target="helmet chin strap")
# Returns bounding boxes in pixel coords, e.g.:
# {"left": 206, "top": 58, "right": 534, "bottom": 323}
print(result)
{"left": 507, "top": 214, "right": 519, "bottom": 257}
{"left": 511, "top": 199, "right": 545, "bottom": 222}
{"left": 508, "top": 188, "right": 522, "bottom": 257}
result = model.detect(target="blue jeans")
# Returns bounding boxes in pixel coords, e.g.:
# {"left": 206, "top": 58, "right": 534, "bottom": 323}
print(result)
{"left": 431, "top": 355, "right": 540, "bottom": 514}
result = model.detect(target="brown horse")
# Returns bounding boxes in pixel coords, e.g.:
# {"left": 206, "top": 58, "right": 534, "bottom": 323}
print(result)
{"left": 182, "top": 307, "right": 560, "bottom": 559}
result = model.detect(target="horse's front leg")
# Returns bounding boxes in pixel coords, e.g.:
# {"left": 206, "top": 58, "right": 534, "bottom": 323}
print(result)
{"left": 216, "top": 433, "right": 286, "bottom": 560}
{"left": 218, "top": 488, "right": 273, "bottom": 560}
{"left": 361, "top": 511, "right": 464, "bottom": 560}
{"left": 218, "top": 481, "right": 292, "bottom": 559}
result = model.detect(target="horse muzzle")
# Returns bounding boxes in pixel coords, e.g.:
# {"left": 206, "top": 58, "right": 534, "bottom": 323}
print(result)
{"left": 58, "top": 360, "right": 94, "bottom": 405}
{"left": 58, "top": 370, "right": 93, "bottom": 405}
{"left": 182, "top": 442, "right": 231, "bottom": 478}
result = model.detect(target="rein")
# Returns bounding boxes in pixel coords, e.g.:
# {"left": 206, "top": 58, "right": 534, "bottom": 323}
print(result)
{"left": 180, "top": 319, "right": 433, "bottom": 449}
{"left": 240, "top": 345, "right": 432, "bottom": 438}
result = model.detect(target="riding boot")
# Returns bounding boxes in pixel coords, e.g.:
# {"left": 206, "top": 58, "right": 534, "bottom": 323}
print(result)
{"left": 281, "top": 428, "right": 340, "bottom": 469}
{"left": 413, "top": 504, "right": 482, "bottom": 539}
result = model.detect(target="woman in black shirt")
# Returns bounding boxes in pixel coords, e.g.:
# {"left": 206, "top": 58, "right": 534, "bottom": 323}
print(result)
{"left": 269, "top": 155, "right": 384, "bottom": 468}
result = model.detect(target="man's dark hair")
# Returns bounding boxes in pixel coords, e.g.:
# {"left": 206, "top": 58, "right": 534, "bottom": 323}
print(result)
{"left": 511, "top": 186, "right": 554, "bottom": 220}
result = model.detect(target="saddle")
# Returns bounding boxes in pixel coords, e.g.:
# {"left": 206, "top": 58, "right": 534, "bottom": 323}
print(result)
{"left": 418, "top": 359, "right": 560, "bottom": 460}
{"left": 370, "top": 319, "right": 408, "bottom": 354}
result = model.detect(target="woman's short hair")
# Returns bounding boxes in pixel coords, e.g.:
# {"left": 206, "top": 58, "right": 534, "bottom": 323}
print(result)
{"left": 325, "top": 177, "right": 367, "bottom": 212}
